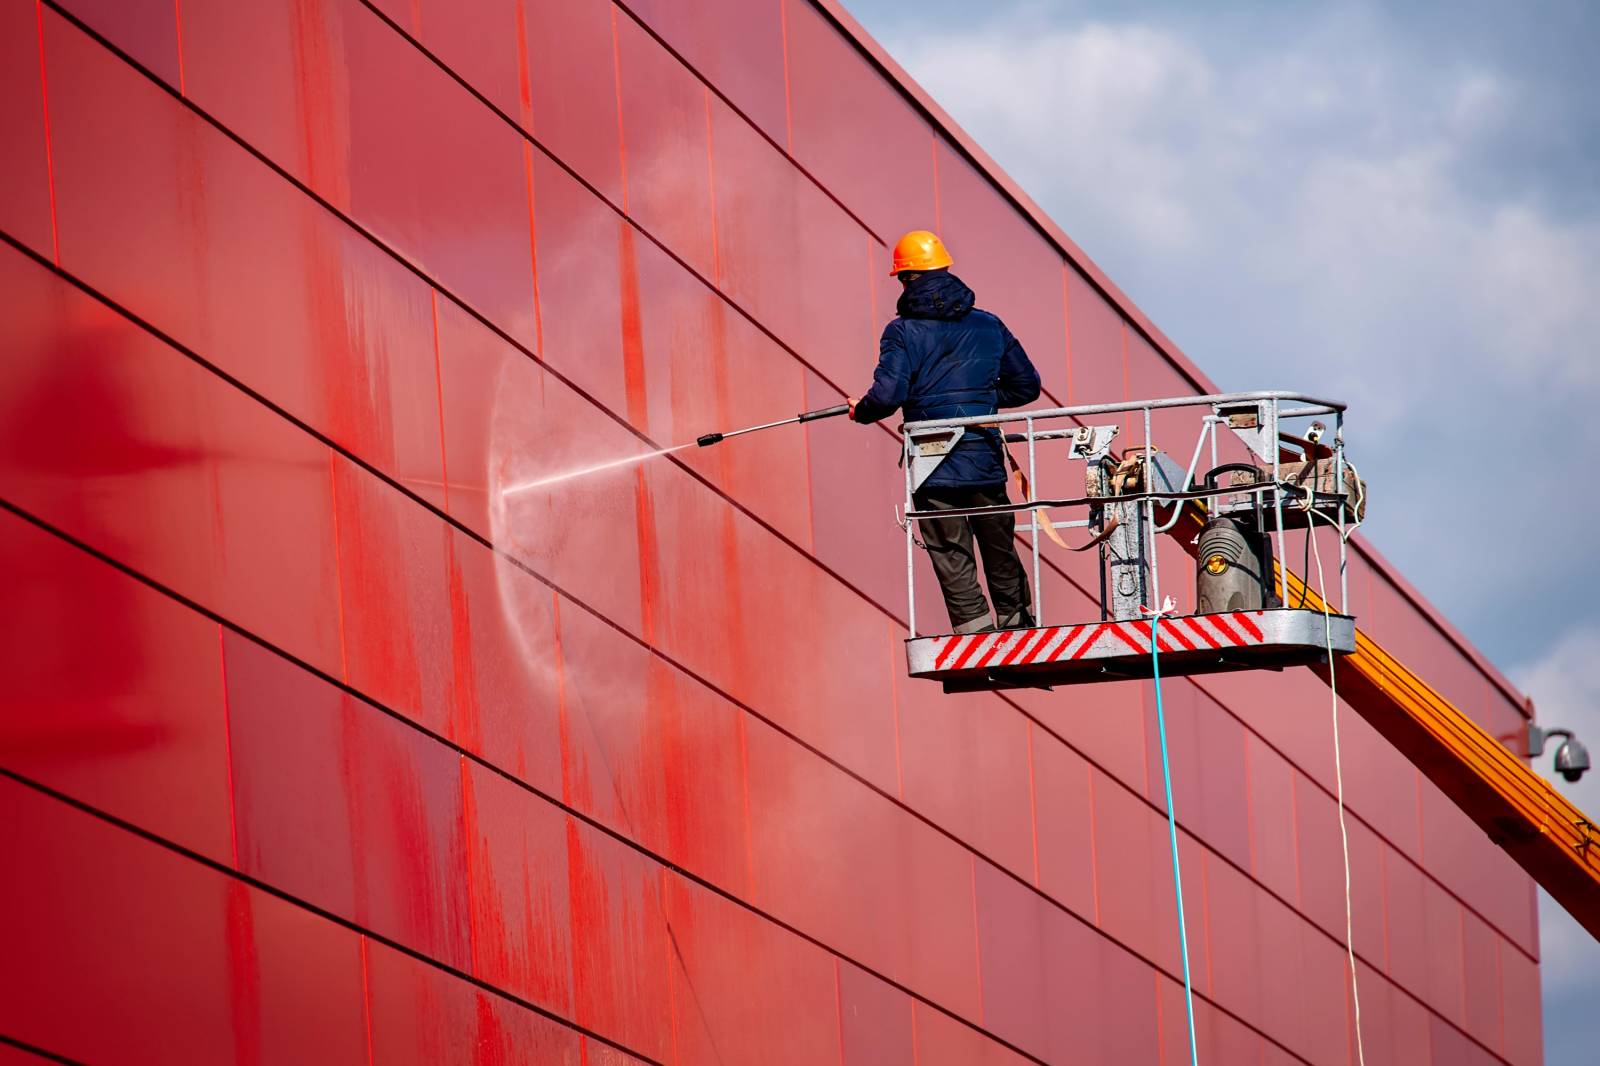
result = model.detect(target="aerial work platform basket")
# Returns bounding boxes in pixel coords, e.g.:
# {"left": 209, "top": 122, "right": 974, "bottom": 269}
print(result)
{"left": 899, "top": 391, "right": 1362, "bottom": 692}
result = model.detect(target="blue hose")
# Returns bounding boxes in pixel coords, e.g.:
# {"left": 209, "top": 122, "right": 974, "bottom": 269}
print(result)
{"left": 1150, "top": 613, "right": 1200, "bottom": 1065}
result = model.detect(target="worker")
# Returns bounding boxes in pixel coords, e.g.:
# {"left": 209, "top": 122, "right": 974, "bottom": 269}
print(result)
{"left": 850, "top": 230, "right": 1042, "bottom": 635}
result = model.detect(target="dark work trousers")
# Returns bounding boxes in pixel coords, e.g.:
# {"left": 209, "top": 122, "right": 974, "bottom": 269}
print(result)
{"left": 913, "top": 485, "right": 1033, "bottom": 633}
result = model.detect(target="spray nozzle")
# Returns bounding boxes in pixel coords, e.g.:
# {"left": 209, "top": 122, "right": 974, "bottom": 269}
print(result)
{"left": 696, "top": 432, "right": 724, "bottom": 448}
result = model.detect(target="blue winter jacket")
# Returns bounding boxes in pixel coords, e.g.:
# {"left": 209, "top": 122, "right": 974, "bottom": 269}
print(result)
{"left": 853, "top": 270, "right": 1041, "bottom": 488}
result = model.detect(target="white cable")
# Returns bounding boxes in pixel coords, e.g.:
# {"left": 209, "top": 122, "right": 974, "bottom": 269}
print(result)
{"left": 1306, "top": 504, "right": 1366, "bottom": 1066}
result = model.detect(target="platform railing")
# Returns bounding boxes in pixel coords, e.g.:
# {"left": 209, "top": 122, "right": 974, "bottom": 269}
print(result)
{"left": 899, "top": 391, "right": 1350, "bottom": 638}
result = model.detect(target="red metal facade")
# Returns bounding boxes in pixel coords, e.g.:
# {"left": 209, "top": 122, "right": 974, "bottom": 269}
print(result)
{"left": 0, "top": 1, "right": 1540, "bottom": 1063}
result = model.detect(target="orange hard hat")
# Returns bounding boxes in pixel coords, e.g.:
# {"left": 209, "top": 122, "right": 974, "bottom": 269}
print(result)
{"left": 889, "top": 229, "right": 953, "bottom": 275}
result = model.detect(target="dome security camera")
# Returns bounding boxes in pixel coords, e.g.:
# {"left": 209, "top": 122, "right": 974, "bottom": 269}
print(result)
{"left": 1530, "top": 724, "right": 1590, "bottom": 784}
{"left": 1554, "top": 735, "right": 1591, "bottom": 784}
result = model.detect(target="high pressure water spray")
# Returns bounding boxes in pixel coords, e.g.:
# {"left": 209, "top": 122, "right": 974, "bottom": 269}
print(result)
{"left": 695, "top": 403, "right": 851, "bottom": 447}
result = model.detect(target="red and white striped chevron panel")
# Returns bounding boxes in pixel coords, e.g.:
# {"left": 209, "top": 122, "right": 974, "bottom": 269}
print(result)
{"left": 914, "top": 611, "right": 1271, "bottom": 676}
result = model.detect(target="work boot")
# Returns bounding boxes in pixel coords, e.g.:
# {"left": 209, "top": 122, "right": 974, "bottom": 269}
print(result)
{"left": 996, "top": 608, "right": 1035, "bottom": 630}
{"left": 953, "top": 614, "right": 995, "bottom": 635}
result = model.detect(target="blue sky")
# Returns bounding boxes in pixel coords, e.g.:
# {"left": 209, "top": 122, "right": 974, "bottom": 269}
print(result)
{"left": 840, "top": 0, "right": 1600, "bottom": 1060}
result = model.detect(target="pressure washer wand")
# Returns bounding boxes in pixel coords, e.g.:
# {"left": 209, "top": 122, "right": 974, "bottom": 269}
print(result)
{"left": 696, "top": 403, "right": 851, "bottom": 447}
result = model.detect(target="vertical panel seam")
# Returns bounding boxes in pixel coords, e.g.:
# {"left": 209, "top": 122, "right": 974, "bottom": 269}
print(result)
{"left": 970, "top": 854, "right": 984, "bottom": 1024}
{"left": 328, "top": 449, "right": 350, "bottom": 681}
{"left": 1087, "top": 766, "right": 1102, "bottom": 927}
{"left": 359, "top": 934, "right": 376, "bottom": 1066}
{"left": 172, "top": 0, "right": 186, "bottom": 95}
{"left": 779, "top": 0, "right": 794, "bottom": 152}
{"left": 218, "top": 622, "right": 241, "bottom": 869}
{"left": 430, "top": 289, "right": 449, "bottom": 511}
{"left": 610, "top": 6, "right": 629, "bottom": 214}
{"left": 703, "top": 88, "right": 721, "bottom": 288}
{"left": 1060, "top": 262, "right": 1073, "bottom": 404}
{"left": 737, "top": 712, "right": 756, "bottom": 899}
{"left": 34, "top": 0, "right": 60, "bottom": 266}
{"left": 1026, "top": 722, "right": 1041, "bottom": 888}
{"left": 833, "top": 955, "right": 846, "bottom": 1066}
{"left": 522, "top": 141, "right": 544, "bottom": 353}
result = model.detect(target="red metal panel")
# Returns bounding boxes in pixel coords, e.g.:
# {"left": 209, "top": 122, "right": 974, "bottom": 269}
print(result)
{"left": 335, "top": 0, "right": 538, "bottom": 350}
{"left": 523, "top": 0, "right": 624, "bottom": 205}
{"left": 184, "top": 0, "right": 536, "bottom": 350}
{"left": 47, "top": 10, "right": 449, "bottom": 509}
{"left": 1349, "top": 962, "right": 1433, "bottom": 1066}
{"left": 461, "top": 759, "right": 574, "bottom": 1014}
{"left": 1144, "top": 827, "right": 1212, "bottom": 992}
{"left": 364, "top": 937, "right": 585, "bottom": 1065}
{"left": 1244, "top": 731, "right": 1301, "bottom": 904}
{"left": 896, "top": 687, "right": 1035, "bottom": 879}
{"left": 1420, "top": 771, "right": 1538, "bottom": 953}
{"left": 1089, "top": 767, "right": 1165, "bottom": 960}
{"left": 1334, "top": 701, "right": 1424, "bottom": 862}
{"left": 1461, "top": 907, "right": 1502, "bottom": 1052}
{"left": 0, "top": 777, "right": 367, "bottom": 1065}
{"left": 744, "top": 716, "right": 981, "bottom": 1020}
{"left": 910, "top": 1005, "right": 1036, "bottom": 1066}
{"left": 0, "top": 0, "right": 54, "bottom": 260}
{"left": 805, "top": 372, "right": 905, "bottom": 612}
{"left": 1285, "top": 902, "right": 1353, "bottom": 1064}
{"left": 1161, "top": 988, "right": 1263, "bottom": 1066}
{"left": 560, "top": 600, "right": 752, "bottom": 895}
{"left": 972, "top": 856, "right": 1150, "bottom": 1063}
{"left": 1366, "top": 570, "right": 1495, "bottom": 730}
{"left": 1498, "top": 935, "right": 1542, "bottom": 1066}
{"left": 1197, "top": 666, "right": 1339, "bottom": 791}
{"left": 224, "top": 632, "right": 473, "bottom": 970}
{"left": 443, "top": 528, "right": 566, "bottom": 795}
{"left": 1419, "top": 876, "right": 1467, "bottom": 1027}
{"left": 0, "top": 239, "right": 345, "bottom": 675}
{"left": 0, "top": 510, "right": 233, "bottom": 864}
{"left": 783, "top": 0, "right": 935, "bottom": 242}
{"left": 388, "top": 0, "right": 525, "bottom": 124}
{"left": 631, "top": 233, "right": 813, "bottom": 548}
{"left": 1292, "top": 779, "right": 1387, "bottom": 960}
{"left": 564, "top": 820, "right": 674, "bottom": 1063}
{"left": 837, "top": 961, "right": 916, "bottom": 1066}
{"left": 622, "top": 0, "right": 788, "bottom": 145}
{"left": 529, "top": 149, "right": 630, "bottom": 417}
{"left": 1430, "top": 1014, "right": 1501, "bottom": 1066}
{"left": 481, "top": 344, "right": 647, "bottom": 639}
{"left": 222, "top": 880, "right": 373, "bottom": 1065}
{"left": 1029, "top": 727, "right": 1098, "bottom": 920}
{"left": 616, "top": 15, "right": 716, "bottom": 280}
{"left": 178, "top": 0, "right": 322, "bottom": 176}
{"left": 709, "top": 95, "right": 876, "bottom": 392}
{"left": 934, "top": 139, "right": 1068, "bottom": 403}
{"left": 1382, "top": 846, "right": 1433, "bottom": 1003}
{"left": 1141, "top": 680, "right": 1251, "bottom": 870}
{"left": 644, "top": 460, "right": 899, "bottom": 787}
{"left": 1065, "top": 267, "right": 1126, "bottom": 404}
{"left": 1203, "top": 851, "right": 1262, "bottom": 1022}
{"left": 333, "top": 453, "right": 455, "bottom": 730}
{"left": 53, "top": 0, "right": 179, "bottom": 85}
{"left": 1092, "top": 764, "right": 1211, "bottom": 985}
{"left": 433, "top": 293, "right": 518, "bottom": 535}
{"left": 662, "top": 873, "right": 840, "bottom": 1066}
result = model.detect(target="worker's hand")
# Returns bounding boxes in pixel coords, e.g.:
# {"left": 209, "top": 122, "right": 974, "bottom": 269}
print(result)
{"left": 848, "top": 396, "right": 859, "bottom": 420}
